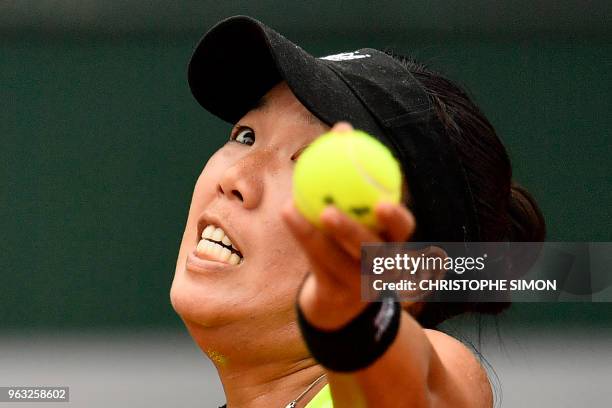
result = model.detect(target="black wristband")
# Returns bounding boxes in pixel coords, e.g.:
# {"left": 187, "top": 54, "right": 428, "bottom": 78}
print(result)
{"left": 296, "top": 292, "right": 401, "bottom": 372}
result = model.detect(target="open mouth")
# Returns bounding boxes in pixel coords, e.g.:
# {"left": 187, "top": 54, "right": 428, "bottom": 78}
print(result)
{"left": 195, "top": 224, "right": 243, "bottom": 265}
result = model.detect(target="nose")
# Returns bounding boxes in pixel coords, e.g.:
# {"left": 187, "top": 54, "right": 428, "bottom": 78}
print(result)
{"left": 217, "top": 153, "right": 265, "bottom": 209}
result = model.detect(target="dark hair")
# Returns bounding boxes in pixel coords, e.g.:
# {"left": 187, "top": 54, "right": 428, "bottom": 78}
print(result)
{"left": 390, "top": 54, "right": 546, "bottom": 328}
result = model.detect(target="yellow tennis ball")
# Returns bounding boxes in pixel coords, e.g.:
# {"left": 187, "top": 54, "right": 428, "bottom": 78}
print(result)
{"left": 293, "top": 129, "right": 402, "bottom": 228}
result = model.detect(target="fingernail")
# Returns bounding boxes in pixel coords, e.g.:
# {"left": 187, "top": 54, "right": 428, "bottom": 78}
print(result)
{"left": 321, "top": 206, "right": 341, "bottom": 227}
{"left": 333, "top": 122, "right": 353, "bottom": 132}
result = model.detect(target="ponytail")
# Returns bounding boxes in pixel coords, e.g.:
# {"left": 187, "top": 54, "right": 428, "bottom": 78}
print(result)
{"left": 508, "top": 181, "right": 546, "bottom": 242}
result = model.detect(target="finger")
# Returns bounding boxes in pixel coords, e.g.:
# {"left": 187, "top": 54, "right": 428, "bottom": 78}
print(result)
{"left": 320, "top": 205, "right": 382, "bottom": 259}
{"left": 331, "top": 121, "right": 354, "bottom": 133}
{"left": 282, "top": 201, "right": 359, "bottom": 286}
{"left": 375, "top": 202, "right": 416, "bottom": 242}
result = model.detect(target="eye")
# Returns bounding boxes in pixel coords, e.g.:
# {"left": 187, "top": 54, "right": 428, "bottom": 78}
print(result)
{"left": 231, "top": 127, "right": 255, "bottom": 146}
{"left": 291, "top": 144, "right": 310, "bottom": 162}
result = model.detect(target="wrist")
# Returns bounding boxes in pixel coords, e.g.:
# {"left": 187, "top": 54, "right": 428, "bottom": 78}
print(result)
{"left": 296, "top": 290, "right": 401, "bottom": 372}
{"left": 297, "top": 275, "right": 366, "bottom": 330}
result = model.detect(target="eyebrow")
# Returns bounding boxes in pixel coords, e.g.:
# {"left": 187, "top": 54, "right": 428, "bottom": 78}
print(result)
{"left": 251, "top": 95, "right": 269, "bottom": 112}
{"left": 299, "top": 110, "right": 325, "bottom": 127}
{"left": 249, "top": 95, "right": 326, "bottom": 127}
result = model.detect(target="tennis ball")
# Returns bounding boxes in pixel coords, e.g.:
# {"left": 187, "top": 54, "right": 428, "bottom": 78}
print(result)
{"left": 293, "top": 129, "right": 402, "bottom": 228}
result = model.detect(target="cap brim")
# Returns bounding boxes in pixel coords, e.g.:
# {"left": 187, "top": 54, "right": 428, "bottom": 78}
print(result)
{"left": 188, "top": 16, "right": 384, "bottom": 137}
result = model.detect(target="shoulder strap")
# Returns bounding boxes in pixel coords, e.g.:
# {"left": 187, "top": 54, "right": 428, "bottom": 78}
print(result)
{"left": 220, "top": 384, "right": 333, "bottom": 408}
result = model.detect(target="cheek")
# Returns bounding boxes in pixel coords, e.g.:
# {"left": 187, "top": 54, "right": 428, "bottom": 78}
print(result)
{"left": 176, "top": 154, "right": 225, "bottom": 252}
{"left": 187, "top": 152, "right": 229, "bottom": 220}
{"left": 194, "top": 153, "right": 226, "bottom": 200}
{"left": 254, "top": 210, "right": 311, "bottom": 292}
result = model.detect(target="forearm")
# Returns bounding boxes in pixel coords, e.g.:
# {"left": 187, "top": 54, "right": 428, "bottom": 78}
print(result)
{"left": 324, "top": 312, "right": 434, "bottom": 408}
{"left": 283, "top": 195, "right": 490, "bottom": 407}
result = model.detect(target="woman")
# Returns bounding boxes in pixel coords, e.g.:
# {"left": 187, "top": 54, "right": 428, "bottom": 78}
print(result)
{"left": 171, "top": 16, "right": 545, "bottom": 407}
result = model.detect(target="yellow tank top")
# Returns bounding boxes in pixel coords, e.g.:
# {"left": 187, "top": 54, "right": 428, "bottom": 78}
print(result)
{"left": 304, "top": 384, "right": 333, "bottom": 408}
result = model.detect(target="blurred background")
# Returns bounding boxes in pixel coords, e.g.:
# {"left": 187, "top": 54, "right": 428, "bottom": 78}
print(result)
{"left": 1, "top": 1, "right": 610, "bottom": 407}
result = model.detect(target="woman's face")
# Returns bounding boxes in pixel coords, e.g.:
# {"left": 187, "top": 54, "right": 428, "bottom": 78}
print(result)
{"left": 171, "top": 82, "right": 329, "bottom": 332}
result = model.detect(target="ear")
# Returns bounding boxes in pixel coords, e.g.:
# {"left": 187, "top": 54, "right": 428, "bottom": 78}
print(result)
{"left": 421, "top": 245, "right": 449, "bottom": 280}
{"left": 399, "top": 245, "right": 449, "bottom": 309}
{"left": 420, "top": 245, "right": 448, "bottom": 277}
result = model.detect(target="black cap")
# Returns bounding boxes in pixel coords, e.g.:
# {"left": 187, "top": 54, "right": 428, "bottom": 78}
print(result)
{"left": 188, "top": 15, "right": 481, "bottom": 243}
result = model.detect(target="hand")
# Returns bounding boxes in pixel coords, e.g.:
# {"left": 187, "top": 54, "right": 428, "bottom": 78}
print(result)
{"left": 281, "top": 122, "right": 416, "bottom": 330}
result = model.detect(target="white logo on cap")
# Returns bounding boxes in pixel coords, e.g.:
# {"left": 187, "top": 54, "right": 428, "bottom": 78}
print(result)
{"left": 320, "top": 51, "right": 371, "bottom": 61}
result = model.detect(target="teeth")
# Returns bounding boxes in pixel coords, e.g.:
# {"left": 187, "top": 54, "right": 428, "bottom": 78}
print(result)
{"left": 195, "top": 227, "right": 243, "bottom": 264}
{"left": 220, "top": 247, "right": 231, "bottom": 262}
{"left": 202, "top": 225, "right": 214, "bottom": 239}
{"left": 196, "top": 239, "right": 208, "bottom": 254}
{"left": 228, "top": 253, "right": 241, "bottom": 265}
{"left": 212, "top": 243, "right": 222, "bottom": 257}
{"left": 212, "top": 227, "right": 224, "bottom": 242}
{"left": 201, "top": 224, "right": 236, "bottom": 250}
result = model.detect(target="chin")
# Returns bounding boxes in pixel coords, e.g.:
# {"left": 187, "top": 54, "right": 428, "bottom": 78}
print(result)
{"left": 170, "top": 267, "right": 237, "bottom": 328}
